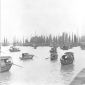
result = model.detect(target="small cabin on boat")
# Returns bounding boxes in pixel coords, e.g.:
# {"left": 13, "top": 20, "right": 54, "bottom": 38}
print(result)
{"left": 60, "top": 52, "right": 74, "bottom": 65}
{"left": 20, "top": 53, "right": 34, "bottom": 60}
{"left": 0, "top": 56, "right": 12, "bottom": 72}
{"left": 9, "top": 46, "right": 20, "bottom": 52}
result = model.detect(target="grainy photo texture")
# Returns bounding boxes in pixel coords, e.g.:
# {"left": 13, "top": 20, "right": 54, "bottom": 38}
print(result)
{"left": 1, "top": 0, "right": 85, "bottom": 85}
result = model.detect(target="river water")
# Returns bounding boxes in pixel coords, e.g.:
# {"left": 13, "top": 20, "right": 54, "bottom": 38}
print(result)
{"left": 0, "top": 46, "right": 85, "bottom": 85}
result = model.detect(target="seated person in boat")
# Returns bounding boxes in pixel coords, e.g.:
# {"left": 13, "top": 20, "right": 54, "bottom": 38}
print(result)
{"left": 50, "top": 47, "right": 57, "bottom": 53}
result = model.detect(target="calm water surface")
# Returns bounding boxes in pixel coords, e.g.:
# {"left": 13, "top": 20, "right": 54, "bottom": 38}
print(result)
{"left": 0, "top": 46, "right": 85, "bottom": 85}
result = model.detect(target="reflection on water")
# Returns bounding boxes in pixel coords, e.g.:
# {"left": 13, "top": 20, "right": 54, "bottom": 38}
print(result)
{"left": 60, "top": 64, "right": 74, "bottom": 85}
{"left": 0, "top": 46, "right": 85, "bottom": 85}
{"left": 0, "top": 72, "right": 11, "bottom": 85}
{"left": 61, "top": 64, "right": 74, "bottom": 72}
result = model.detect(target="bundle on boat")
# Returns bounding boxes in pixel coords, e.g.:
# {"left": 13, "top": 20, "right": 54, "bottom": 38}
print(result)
{"left": 50, "top": 47, "right": 58, "bottom": 60}
{"left": 9, "top": 46, "right": 20, "bottom": 52}
{"left": 19, "top": 53, "right": 34, "bottom": 60}
{"left": 0, "top": 56, "right": 12, "bottom": 72}
{"left": 60, "top": 52, "right": 74, "bottom": 65}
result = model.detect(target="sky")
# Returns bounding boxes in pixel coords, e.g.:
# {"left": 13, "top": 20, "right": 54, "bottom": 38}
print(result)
{"left": 1, "top": 0, "right": 85, "bottom": 41}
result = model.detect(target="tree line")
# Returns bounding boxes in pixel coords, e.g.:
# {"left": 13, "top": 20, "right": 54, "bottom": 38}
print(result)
{"left": 1, "top": 32, "right": 85, "bottom": 48}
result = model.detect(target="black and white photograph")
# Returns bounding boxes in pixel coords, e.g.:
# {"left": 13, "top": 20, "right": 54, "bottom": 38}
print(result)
{"left": 1, "top": 0, "right": 85, "bottom": 85}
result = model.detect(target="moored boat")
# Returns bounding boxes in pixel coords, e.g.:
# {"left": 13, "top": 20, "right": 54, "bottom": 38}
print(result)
{"left": 9, "top": 46, "right": 20, "bottom": 52}
{"left": 60, "top": 45, "right": 69, "bottom": 50}
{"left": 61, "top": 64, "right": 74, "bottom": 72}
{"left": 64, "top": 52, "right": 74, "bottom": 57}
{"left": 50, "top": 47, "right": 58, "bottom": 60}
{"left": 50, "top": 53, "right": 58, "bottom": 60}
{"left": 60, "top": 52, "right": 74, "bottom": 65}
{"left": 0, "top": 56, "right": 12, "bottom": 72}
{"left": 20, "top": 53, "right": 34, "bottom": 60}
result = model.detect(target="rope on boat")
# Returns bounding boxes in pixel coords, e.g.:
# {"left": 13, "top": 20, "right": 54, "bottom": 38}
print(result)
{"left": 12, "top": 63, "right": 24, "bottom": 68}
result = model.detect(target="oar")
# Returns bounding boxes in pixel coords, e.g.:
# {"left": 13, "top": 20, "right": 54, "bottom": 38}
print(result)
{"left": 13, "top": 63, "right": 24, "bottom": 68}
{"left": 45, "top": 57, "right": 50, "bottom": 59}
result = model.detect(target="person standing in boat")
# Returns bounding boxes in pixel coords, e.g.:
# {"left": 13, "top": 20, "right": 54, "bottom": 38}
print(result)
{"left": 50, "top": 47, "right": 57, "bottom": 53}
{"left": 50, "top": 46, "right": 58, "bottom": 60}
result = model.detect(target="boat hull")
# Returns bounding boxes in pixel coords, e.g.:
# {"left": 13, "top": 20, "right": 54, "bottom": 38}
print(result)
{"left": 20, "top": 55, "right": 34, "bottom": 60}
{"left": 50, "top": 53, "right": 58, "bottom": 60}
{"left": 9, "top": 46, "right": 20, "bottom": 52}
{"left": 0, "top": 64, "right": 12, "bottom": 73}
{"left": 60, "top": 46, "right": 69, "bottom": 50}
{"left": 50, "top": 47, "right": 58, "bottom": 60}
{"left": 9, "top": 49, "right": 20, "bottom": 52}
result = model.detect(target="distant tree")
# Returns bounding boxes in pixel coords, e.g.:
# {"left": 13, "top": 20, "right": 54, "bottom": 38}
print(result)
{"left": 74, "top": 34, "right": 78, "bottom": 43}
{"left": 25, "top": 39, "right": 29, "bottom": 43}
{"left": 2, "top": 37, "right": 9, "bottom": 46}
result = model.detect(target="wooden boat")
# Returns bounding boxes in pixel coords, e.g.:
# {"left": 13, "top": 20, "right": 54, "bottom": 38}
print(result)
{"left": 61, "top": 64, "right": 74, "bottom": 72}
{"left": 70, "top": 68, "right": 85, "bottom": 85}
{"left": 0, "top": 56, "right": 12, "bottom": 72}
{"left": 9, "top": 46, "right": 20, "bottom": 52}
{"left": 65, "top": 52, "right": 74, "bottom": 57}
{"left": 50, "top": 53, "right": 58, "bottom": 60}
{"left": 50, "top": 47, "right": 58, "bottom": 60}
{"left": 20, "top": 53, "right": 34, "bottom": 60}
{"left": 60, "top": 45, "right": 69, "bottom": 50}
{"left": 50, "top": 47, "right": 57, "bottom": 53}
{"left": 60, "top": 52, "right": 74, "bottom": 65}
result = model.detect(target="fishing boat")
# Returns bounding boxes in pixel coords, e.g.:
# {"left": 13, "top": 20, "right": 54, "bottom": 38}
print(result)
{"left": 50, "top": 47, "right": 57, "bottom": 53}
{"left": 60, "top": 52, "right": 74, "bottom": 65}
{"left": 19, "top": 53, "right": 34, "bottom": 60}
{"left": 9, "top": 46, "right": 20, "bottom": 52}
{"left": 0, "top": 56, "right": 12, "bottom": 72}
{"left": 50, "top": 47, "right": 58, "bottom": 60}
{"left": 60, "top": 45, "right": 69, "bottom": 50}
{"left": 61, "top": 64, "right": 74, "bottom": 72}
{"left": 50, "top": 53, "right": 58, "bottom": 60}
